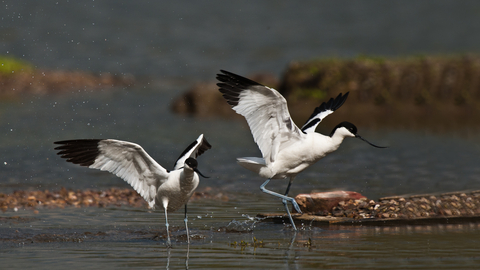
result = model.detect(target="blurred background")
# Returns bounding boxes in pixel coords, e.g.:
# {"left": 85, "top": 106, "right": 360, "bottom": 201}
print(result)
{"left": 1, "top": 1, "right": 480, "bottom": 268}
{"left": 2, "top": 0, "right": 480, "bottom": 80}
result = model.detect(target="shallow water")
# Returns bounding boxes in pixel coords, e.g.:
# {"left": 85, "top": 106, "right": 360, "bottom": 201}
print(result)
{"left": 2, "top": 204, "right": 480, "bottom": 269}
{"left": 2, "top": 1, "right": 480, "bottom": 269}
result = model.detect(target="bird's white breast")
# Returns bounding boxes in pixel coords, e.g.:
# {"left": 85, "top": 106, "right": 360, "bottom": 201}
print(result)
{"left": 155, "top": 169, "right": 199, "bottom": 212}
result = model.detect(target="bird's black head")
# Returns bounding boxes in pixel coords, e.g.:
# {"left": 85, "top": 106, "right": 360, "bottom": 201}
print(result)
{"left": 185, "top": 157, "right": 198, "bottom": 169}
{"left": 184, "top": 157, "right": 209, "bottom": 178}
{"left": 330, "top": 121, "right": 387, "bottom": 148}
{"left": 330, "top": 121, "right": 357, "bottom": 137}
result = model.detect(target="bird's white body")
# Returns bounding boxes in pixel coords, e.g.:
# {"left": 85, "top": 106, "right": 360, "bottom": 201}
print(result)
{"left": 217, "top": 70, "right": 384, "bottom": 230}
{"left": 55, "top": 134, "right": 211, "bottom": 245}
{"left": 155, "top": 168, "right": 199, "bottom": 212}
{"left": 238, "top": 132, "right": 350, "bottom": 180}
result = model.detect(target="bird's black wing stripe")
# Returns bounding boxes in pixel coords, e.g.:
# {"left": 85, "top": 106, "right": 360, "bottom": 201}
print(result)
{"left": 301, "top": 92, "right": 349, "bottom": 132}
{"left": 300, "top": 118, "right": 321, "bottom": 133}
{"left": 174, "top": 141, "right": 197, "bottom": 167}
{"left": 173, "top": 136, "right": 212, "bottom": 168}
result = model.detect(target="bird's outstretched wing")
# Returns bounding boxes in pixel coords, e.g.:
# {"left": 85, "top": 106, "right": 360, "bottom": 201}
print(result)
{"left": 217, "top": 70, "right": 304, "bottom": 164}
{"left": 54, "top": 139, "right": 169, "bottom": 207}
{"left": 173, "top": 134, "right": 212, "bottom": 170}
{"left": 300, "top": 92, "right": 349, "bottom": 133}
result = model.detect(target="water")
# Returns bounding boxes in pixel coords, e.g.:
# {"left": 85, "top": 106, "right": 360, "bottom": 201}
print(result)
{"left": 1, "top": 1, "right": 480, "bottom": 269}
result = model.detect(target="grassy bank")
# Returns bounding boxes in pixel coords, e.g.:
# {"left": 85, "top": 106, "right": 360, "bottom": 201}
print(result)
{"left": 172, "top": 55, "right": 480, "bottom": 131}
{"left": 276, "top": 55, "right": 480, "bottom": 130}
{"left": 279, "top": 55, "right": 480, "bottom": 107}
{"left": 0, "top": 55, "right": 133, "bottom": 96}
{"left": 0, "top": 55, "right": 33, "bottom": 74}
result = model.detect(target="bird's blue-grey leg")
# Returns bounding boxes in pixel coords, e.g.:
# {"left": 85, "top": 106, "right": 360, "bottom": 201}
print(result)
{"left": 282, "top": 200, "right": 297, "bottom": 231}
{"left": 184, "top": 204, "right": 190, "bottom": 244}
{"left": 260, "top": 179, "right": 302, "bottom": 212}
{"left": 282, "top": 178, "right": 296, "bottom": 212}
{"left": 260, "top": 179, "right": 302, "bottom": 230}
{"left": 282, "top": 178, "right": 299, "bottom": 230}
{"left": 185, "top": 241, "right": 190, "bottom": 269}
{"left": 164, "top": 207, "right": 172, "bottom": 247}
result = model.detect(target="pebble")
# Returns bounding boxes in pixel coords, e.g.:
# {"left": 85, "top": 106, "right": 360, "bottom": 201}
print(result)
{"left": 0, "top": 187, "right": 227, "bottom": 212}
{"left": 311, "top": 191, "right": 480, "bottom": 220}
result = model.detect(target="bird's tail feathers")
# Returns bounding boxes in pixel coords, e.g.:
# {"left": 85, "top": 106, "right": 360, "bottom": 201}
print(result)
{"left": 237, "top": 157, "right": 266, "bottom": 174}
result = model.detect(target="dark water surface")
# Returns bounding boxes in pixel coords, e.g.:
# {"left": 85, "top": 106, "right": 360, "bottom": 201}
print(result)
{"left": 1, "top": 1, "right": 480, "bottom": 269}
{"left": 2, "top": 1, "right": 480, "bottom": 80}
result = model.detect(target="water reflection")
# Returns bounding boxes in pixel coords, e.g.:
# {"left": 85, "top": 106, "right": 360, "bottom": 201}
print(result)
{"left": 284, "top": 231, "right": 297, "bottom": 259}
{"left": 0, "top": 209, "right": 479, "bottom": 269}
{"left": 165, "top": 245, "right": 190, "bottom": 270}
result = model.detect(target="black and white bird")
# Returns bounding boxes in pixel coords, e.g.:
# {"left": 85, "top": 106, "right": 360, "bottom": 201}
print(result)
{"left": 217, "top": 70, "right": 385, "bottom": 230}
{"left": 54, "top": 134, "right": 211, "bottom": 246}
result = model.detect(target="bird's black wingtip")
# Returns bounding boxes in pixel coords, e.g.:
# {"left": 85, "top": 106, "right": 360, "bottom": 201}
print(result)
{"left": 216, "top": 70, "right": 263, "bottom": 87}
{"left": 53, "top": 139, "right": 102, "bottom": 167}
{"left": 218, "top": 69, "right": 229, "bottom": 75}
{"left": 333, "top": 92, "right": 349, "bottom": 110}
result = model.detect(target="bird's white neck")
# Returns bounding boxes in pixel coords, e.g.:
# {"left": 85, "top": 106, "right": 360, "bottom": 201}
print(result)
{"left": 328, "top": 128, "right": 354, "bottom": 152}
{"left": 180, "top": 167, "right": 199, "bottom": 195}
{"left": 329, "top": 134, "right": 346, "bottom": 152}
{"left": 182, "top": 167, "right": 196, "bottom": 182}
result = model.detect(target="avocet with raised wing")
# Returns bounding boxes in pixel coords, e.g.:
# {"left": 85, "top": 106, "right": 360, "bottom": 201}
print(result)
{"left": 217, "top": 70, "right": 385, "bottom": 230}
{"left": 54, "top": 134, "right": 211, "bottom": 246}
